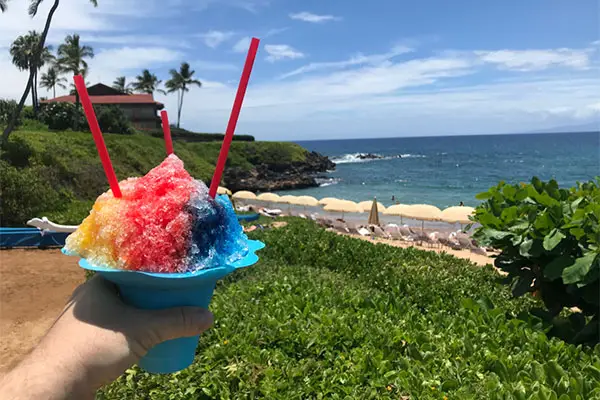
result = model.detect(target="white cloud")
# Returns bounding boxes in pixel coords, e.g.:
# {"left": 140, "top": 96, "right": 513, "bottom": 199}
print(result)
{"left": 93, "top": 47, "right": 182, "bottom": 71}
{"left": 198, "top": 30, "right": 235, "bottom": 49}
{"left": 476, "top": 49, "right": 591, "bottom": 71}
{"left": 279, "top": 45, "right": 414, "bottom": 79}
{"left": 232, "top": 37, "right": 252, "bottom": 53}
{"left": 191, "top": 60, "right": 238, "bottom": 71}
{"left": 289, "top": 11, "right": 341, "bottom": 23}
{"left": 264, "top": 44, "right": 305, "bottom": 62}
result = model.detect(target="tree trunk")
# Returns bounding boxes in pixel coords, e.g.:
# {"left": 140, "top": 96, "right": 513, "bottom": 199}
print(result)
{"left": 33, "top": 69, "right": 39, "bottom": 113}
{"left": 1, "top": 0, "right": 60, "bottom": 147}
{"left": 53, "top": 84, "right": 56, "bottom": 98}
{"left": 177, "top": 88, "right": 185, "bottom": 129}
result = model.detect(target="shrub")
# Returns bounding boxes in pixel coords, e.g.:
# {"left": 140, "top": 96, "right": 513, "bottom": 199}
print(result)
{"left": 39, "top": 102, "right": 85, "bottom": 131}
{"left": 22, "top": 105, "right": 36, "bottom": 120}
{"left": 95, "top": 105, "right": 133, "bottom": 135}
{"left": 0, "top": 99, "right": 22, "bottom": 128}
{"left": 148, "top": 126, "right": 255, "bottom": 142}
{"left": 98, "top": 220, "right": 600, "bottom": 399}
{"left": 0, "top": 160, "right": 68, "bottom": 226}
{"left": 39, "top": 103, "right": 132, "bottom": 134}
{"left": 473, "top": 177, "right": 600, "bottom": 345}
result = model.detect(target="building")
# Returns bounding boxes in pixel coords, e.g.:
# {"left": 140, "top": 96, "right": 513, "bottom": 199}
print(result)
{"left": 42, "top": 83, "right": 164, "bottom": 130}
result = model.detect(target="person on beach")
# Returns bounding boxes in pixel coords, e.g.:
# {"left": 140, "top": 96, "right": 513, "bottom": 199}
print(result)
{"left": 459, "top": 201, "right": 464, "bottom": 206}
{"left": 0, "top": 276, "right": 214, "bottom": 400}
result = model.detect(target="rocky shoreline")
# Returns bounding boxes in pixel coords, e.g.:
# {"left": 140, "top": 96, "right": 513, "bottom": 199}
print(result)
{"left": 223, "top": 151, "right": 336, "bottom": 192}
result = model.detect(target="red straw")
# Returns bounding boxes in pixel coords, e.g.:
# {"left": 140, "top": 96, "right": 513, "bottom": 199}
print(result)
{"left": 160, "top": 110, "right": 174, "bottom": 155}
{"left": 74, "top": 75, "right": 122, "bottom": 198}
{"left": 209, "top": 37, "right": 260, "bottom": 198}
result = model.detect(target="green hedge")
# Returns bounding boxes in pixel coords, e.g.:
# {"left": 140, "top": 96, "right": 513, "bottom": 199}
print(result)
{"left": 97, "top": 220, "right": 600, "bottom": 399}
{"left": 148, "top": 126, "right": 255, "bottom": 142}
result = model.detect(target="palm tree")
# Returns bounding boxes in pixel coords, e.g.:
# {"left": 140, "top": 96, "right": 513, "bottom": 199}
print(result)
{"left": 165, "top": 62, "right": 202, "bottom": 128}
{"left": 132, "top": 69, "right": 166, "bottom": 96}
{"left": 112, "top": 76, "right": 133, "bottom": 94}
{"left": 57, "top": 34, "right": 94, "bottom": 104}
{"left": 0, "top": 0, "right": 8, "bottom": 12}
{"left": 9, "top": 31, "right": 54, "bottom": 111}
{"left": 2, "top": 0, "right": 98, "bottom": 147}
{"left": 40, "top": 66, "right": 67, "bottom": 98}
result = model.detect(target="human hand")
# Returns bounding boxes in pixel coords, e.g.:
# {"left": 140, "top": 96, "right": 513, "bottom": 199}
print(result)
{"left": 0, "top": 275, "right": 213, "bottom": 400}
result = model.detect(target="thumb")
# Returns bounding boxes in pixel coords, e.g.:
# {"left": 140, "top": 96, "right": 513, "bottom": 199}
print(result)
{"left": 141, "top": 307, "right": 214, "bottom": 345}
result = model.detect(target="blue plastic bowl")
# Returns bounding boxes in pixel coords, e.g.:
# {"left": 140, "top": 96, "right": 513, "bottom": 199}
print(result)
{"left": 65, "top": 239, "right": 264, "bottom": 374}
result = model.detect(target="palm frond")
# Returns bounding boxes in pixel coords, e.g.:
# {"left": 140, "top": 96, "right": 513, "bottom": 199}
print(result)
{"left": 0, "top": 0, "right": 8, "bottom": 13}
{"left": 28, "top": 0, "right": 43, "bottom": 16}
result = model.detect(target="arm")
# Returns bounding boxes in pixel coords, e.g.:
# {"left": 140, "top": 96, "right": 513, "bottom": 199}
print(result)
{"left": 0, "top": 276, "right": 213, "bottom": 400}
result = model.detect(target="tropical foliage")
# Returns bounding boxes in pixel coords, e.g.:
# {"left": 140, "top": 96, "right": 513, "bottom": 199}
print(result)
{"left": 0, "top": 99, "right": 22, "bottom": 128}
{"left": 92, "top": 219, "right": 600, "bottom": 399}
{"left": 473, "top": 177, "right": 600, "bottom": 345}
{"left": 39, "top": 65, "right": 67, "bottom": 98}
{"left": 132, "top": 69, "right": 166, "bottom": 95}
{"left": 165, "top": 62, "right": 202, "bottom": 128}
{"left": 56, "top": 33, "right": 94, "bottom": 101}
{"left": 112, "top": 76, "right": 133, "bottom": 94}
{"left": 2, "top": 0, "right": 98, "bottom": 146}
{"left": 9, "top": 31, "right": 54, "bottom": 111}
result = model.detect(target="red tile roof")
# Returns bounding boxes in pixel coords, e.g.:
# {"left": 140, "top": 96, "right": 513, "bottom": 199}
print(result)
{"left": 42, "top": 94, "right": 163, "bottom": 107}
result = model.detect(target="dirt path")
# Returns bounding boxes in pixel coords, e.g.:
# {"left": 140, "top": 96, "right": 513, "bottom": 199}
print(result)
{"left": 0, "top": 249, "right": 83, "bottom": 376}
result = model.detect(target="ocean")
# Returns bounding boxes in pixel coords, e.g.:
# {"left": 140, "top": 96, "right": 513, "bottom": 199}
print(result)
{"left": 279, "top": 132, "right": 599, "bottom": 209}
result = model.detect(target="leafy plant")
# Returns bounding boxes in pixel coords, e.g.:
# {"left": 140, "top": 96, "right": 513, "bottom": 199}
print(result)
{"left": 473, "top": 177, "right": 600, "bottom": 344}
{"left": 95, "top": 105, "right": 133, "bottom": 135}
{"left": 0, "top": 99, "right": 22, "bottom": 128}
{"left": 39, "top": 102, "right": 85, "bottom": 130}
{"left": 97, "top": 220, "right": 600, "bottom": 399}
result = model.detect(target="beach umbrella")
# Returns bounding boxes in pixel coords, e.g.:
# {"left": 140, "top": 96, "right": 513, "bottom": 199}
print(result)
{"left": 232, "top": 190, "right": 256, "bottom": 200}
{"left": 323, "top": 200, "right": 363, "bottom": 219}
{"left": 440, "top": 206, "right": 475, "bottom": 228}
{"left": 402, "top": 204, "right": 442, "bottom": 232}
{"left": 256, "top": 192, "right": 281, "bottom": 208}
{"left": 358, "top": 200, "right": 386, "bottom": 213}
{"left": 278, "top": 195, "right": 297, "bottom": 214}
{"left": 217, "top": 186, "right": 232, "bottom": 196}
{"left": 383, "top": 204, "right": 412, "bottom": 224}
{"left": 318, "top": 197, "right": 339, "bottom": 205}
{"left": 367, "top": 198, "right": 381, "bottom": 226}
{"left": 257, "top": 193, "right": 281, "bottom": 202}
{"left": 278, "top": 195, "right": 298, "bottom": 204}
{"left": 293, "top": 196, "right": 319, "bottom": 207}
{"left": 290, "top": 195, "right": 319, "bottom": 213}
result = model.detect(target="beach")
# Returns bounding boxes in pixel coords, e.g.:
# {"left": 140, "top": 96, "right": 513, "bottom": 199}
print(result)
{"left": 0, "top": 249, "right": 83, "bottom": 376}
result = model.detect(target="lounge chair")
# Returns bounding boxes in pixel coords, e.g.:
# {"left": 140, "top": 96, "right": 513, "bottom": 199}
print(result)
{"left": 332, "top": 220, "right": 350, "bottom": 233}
{"left": 370, "top": 225, "right": 391, "bottom": 239}
{"left": 385, "top": 225, "right": 405, "bottom": 240}
{"left": 357, "top": 227, "right": 371, "bottom": 236}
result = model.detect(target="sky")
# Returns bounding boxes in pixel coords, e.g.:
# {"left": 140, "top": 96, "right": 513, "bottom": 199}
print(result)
{"left": 0, "top": 0, "right": 599, "bottom": 140}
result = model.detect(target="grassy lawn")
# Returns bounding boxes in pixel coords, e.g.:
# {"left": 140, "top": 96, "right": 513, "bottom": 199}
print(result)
{"left": 98, "top": 219, "right": 600, "bottom": 399}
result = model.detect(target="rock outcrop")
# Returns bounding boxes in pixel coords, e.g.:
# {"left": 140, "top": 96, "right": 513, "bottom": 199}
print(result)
{"left": 223, "top": 151, "right": 335, "bottom": 192}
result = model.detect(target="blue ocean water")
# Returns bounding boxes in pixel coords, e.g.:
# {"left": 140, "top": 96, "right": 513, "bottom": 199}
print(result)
{"left": 280, "top": 132, "right": 599, "bottom": 209}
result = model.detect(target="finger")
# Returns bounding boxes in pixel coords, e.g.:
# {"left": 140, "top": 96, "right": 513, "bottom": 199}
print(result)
{"left": 142, "top": 307, "right": 214, "bottom": 344}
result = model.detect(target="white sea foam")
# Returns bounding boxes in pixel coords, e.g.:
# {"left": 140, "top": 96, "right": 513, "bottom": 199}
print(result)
{"left": 331, "top": 153, "right": 426, "bottom": 164}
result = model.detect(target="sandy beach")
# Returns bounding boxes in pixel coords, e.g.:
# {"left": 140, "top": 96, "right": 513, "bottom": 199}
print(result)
{"left": 0, "top": 249, "right": 83, "bottom": 376}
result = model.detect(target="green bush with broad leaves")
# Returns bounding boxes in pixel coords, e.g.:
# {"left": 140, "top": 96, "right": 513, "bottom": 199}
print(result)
{"left": 39, "top": 102, "right": 86, "bottom": 131}
{"left": 39, "top": 103, "right": 133, "bottom": 134}
{"left": 0, "top": 99, "right": 22, "bottom": 128}
{"left": 473, "top": 177, "right": 599, "bottom": 345}
{"left": 97, "top": 220, "right": 600, "bottom": 399}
